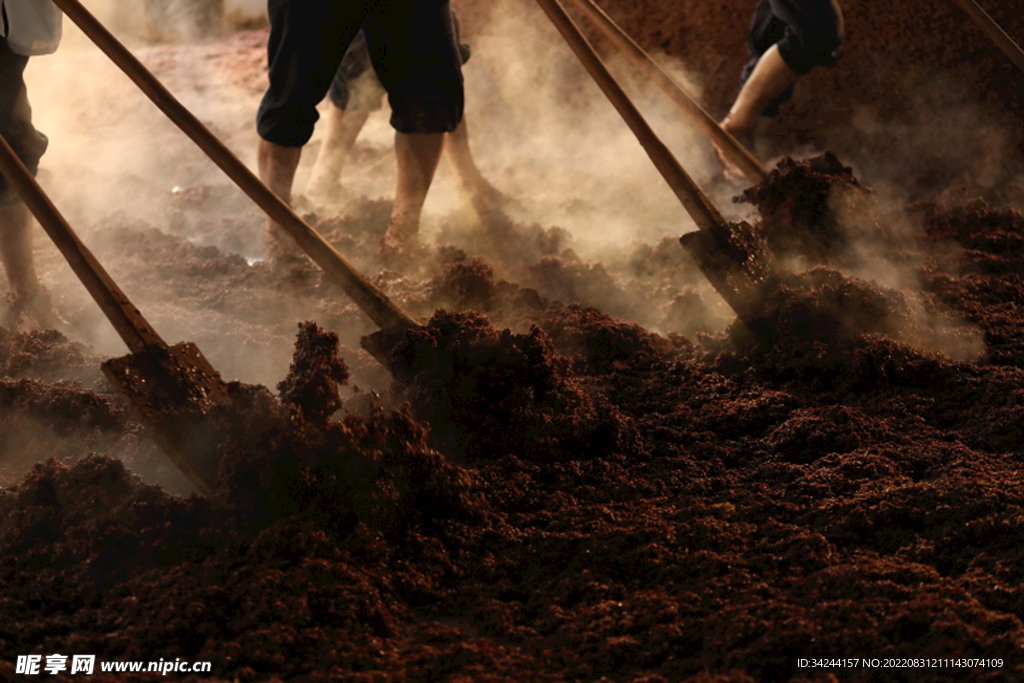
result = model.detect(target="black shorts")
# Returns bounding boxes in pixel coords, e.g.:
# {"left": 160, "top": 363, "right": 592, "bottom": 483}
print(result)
{"left": 327, "top": 30, "right": 387, "bottom": 114}
{"left": 257, "top": 0, "right": 464, "bottom": 146}
{"left": 745, "top": 0, "right": 844, "bottom": 76}
{"left": 0, "top": 38, "right": 48, "bottom": 204}
{"left": 328, "top": 16, "right": 471, "bottom": 114}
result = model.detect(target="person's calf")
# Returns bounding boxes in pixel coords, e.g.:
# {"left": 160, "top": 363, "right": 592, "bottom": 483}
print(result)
{"left": 0, "top": 202, "right": 65, "bottom": 331}
{"left": 378, "top": 132, "right": 445, "bottom": 259}
{"left": 304, "top": 106, "right": 370, "bottom": 208}
{"left": 257, "top": 139, "right": 307, "bottom": 265}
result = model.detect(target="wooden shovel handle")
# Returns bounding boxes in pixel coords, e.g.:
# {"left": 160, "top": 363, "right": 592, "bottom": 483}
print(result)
{"left": 562, "top": 0, "right": 767, "bottom": 183}
{"left": 532, "top": 0, "right": 732, "bottom": 243}
{"left": 0, "top": 133, "right": 165, "bottom": 353}
{"left": 50, "top": 0, "right": 417, "bottom": 335}
{"left": 949, "top": 0, "right": 1024, "bottom": 73}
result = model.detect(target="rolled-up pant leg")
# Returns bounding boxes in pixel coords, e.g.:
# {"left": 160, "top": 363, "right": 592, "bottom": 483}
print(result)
{"left": 256, "top": 0, "right": 367, "bottom": 147}
{"left": 0, "top": 39, "right": 48, "bottom": 205}
{"left": 362, "top": 0, "right": 464, "bottom": 135}
{"left": 765, "top": 0, "right": 844, "bottom": 75}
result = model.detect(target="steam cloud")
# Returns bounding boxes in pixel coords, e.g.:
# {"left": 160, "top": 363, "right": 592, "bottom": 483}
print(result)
{"left": 14, "top": 0, "right": 1011, "bottom": 385}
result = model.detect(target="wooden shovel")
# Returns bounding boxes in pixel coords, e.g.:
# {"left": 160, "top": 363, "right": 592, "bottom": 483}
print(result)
{"left": 50, "top": 0, "right": 418, "bottom": 346}
{"left": 949, "top": 0, "right": 1024, "bottom": 73}
{"left": 561, "top": 0, "right": 767, "bottom": 183}
{"left": 533, "top": 0, "right": 778, "bottom": 342}
{"left": 0, "top": 133, "right": 225, "bottom": 496}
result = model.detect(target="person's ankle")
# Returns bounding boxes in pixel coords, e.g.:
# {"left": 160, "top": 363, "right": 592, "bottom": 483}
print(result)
{"left": 4, "top": 284, "right": 63, "bottom": 331}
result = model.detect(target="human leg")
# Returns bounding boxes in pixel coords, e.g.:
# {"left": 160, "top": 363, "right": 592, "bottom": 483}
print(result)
{"left": 304, "top": 34, "right": 383, "bottom": 206}
{"left": 740, "top": 0, "right": 793, "bottom": 118}
{"left": 722, "top": 44, "right": 798, "bottom": 136}
{"left": 1, "top": 41, "right": 57, "bottom": 328}
{"left": 0, "top": 201, "right": 58, "bottom": 329}
{"left": 716, "top": 0, "right": 843, "bottom": 179}
{"left": 764, "top": 0, "right": 844, "bottom": 75}
{"left": 0, "top": 201, "right": 35, "bottom": 295}
{"left": 381, "top": 131, "right": 445, "bottom": 252}
{"left": 256, "top": 0, "right": 364, "bottom": 262}
{"left": 363, "top": 0, "right": 464, "bottom": 254}
{"left": 0, "top": 200, "right": 42, "bottom": 296}
{"left": 715, "top": 43, "right": 797, "bottom": 180}
{"left": 256, "top": 139, "right": 303, "bottom": 262}
{"left": 443, "top": 119, "right": 509, "bottom": 217}
{"left": 303, "top": 103, "right": 370, "bottom": 205}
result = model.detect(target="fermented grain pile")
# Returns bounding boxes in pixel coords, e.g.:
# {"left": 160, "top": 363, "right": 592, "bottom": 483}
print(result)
{"left": 3, "top": 0, "right": 1024, "bottom": 681}
{"left": 2, "top": 149, "right": 1023, "bottom": 680}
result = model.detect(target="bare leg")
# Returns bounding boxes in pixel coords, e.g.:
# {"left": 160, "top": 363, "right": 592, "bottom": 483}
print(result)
{"left": 257, "top": 138, "right": 303, "bottom": 263}
{"left": 0, "top": 201, "right": 37, "bottom": 296}
{"left": 304, "top": 102, "right": 371, "bottom": 205}
{"left": 0, "top": 200, "right": 56, "bottom": 328}
{"left": 715, "top": 44, "right": 797, "bottom": 180}
{"left": 380, "top": 131, "right": 445, "bottom": 253}
{"left": 443, "top": 119, "right": 510, "bottom": 217}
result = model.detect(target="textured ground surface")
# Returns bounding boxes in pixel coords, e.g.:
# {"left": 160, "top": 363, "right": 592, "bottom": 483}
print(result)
{"left": 1, "top": 0, "right": 1023, "bottom": 681}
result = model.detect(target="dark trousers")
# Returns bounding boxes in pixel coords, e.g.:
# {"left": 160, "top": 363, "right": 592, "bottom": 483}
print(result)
{"left": 0, "top": 38, "right": 48, "bottom": 204}
{"left": 746, "top": 0, "right": 844, "bottom": 76}
{"left": 257, "top": 0, "right": 464, "bottom": 146}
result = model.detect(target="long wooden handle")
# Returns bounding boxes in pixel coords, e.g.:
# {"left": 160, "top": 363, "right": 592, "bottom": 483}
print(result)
{"left": 50, "top": 0, "right": 417, "bottom": 335}
{"left": 532, "top": 0, "right": 732, "bottom": 242}
{"left": 563, "top": 0, "right": 767, "bottom": 183}
{"left": 0, "top": 133, "right": 165, "bottom": 353}
{"left": 950, "top": 0, "right": 1024, "bottom": 73}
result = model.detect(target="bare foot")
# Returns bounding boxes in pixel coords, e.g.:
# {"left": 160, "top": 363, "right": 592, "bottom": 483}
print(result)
{"left": 2, "top": 286, "right": 66, "bottom": 331}
{"left": 376, "top": 221, "right": 423, "bottom": 264}
{"left": 264, "top": 218, "right": 309, "bottom": 266}
{"left": 465, "top": 178, "right": 521, "bottom": 220}
{"left": 714, "top": 115, "right": 755, "bottom": 184}
{"left": 302, "top": 178, "right": 355, "bottom": 212}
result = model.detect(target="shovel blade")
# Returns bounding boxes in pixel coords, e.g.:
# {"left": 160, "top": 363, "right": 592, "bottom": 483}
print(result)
{"left": 101, "top": 341, "right": 230, "bottom": 495}
{"left": 679, "top": 227, "right": 778, "bottom": 344}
